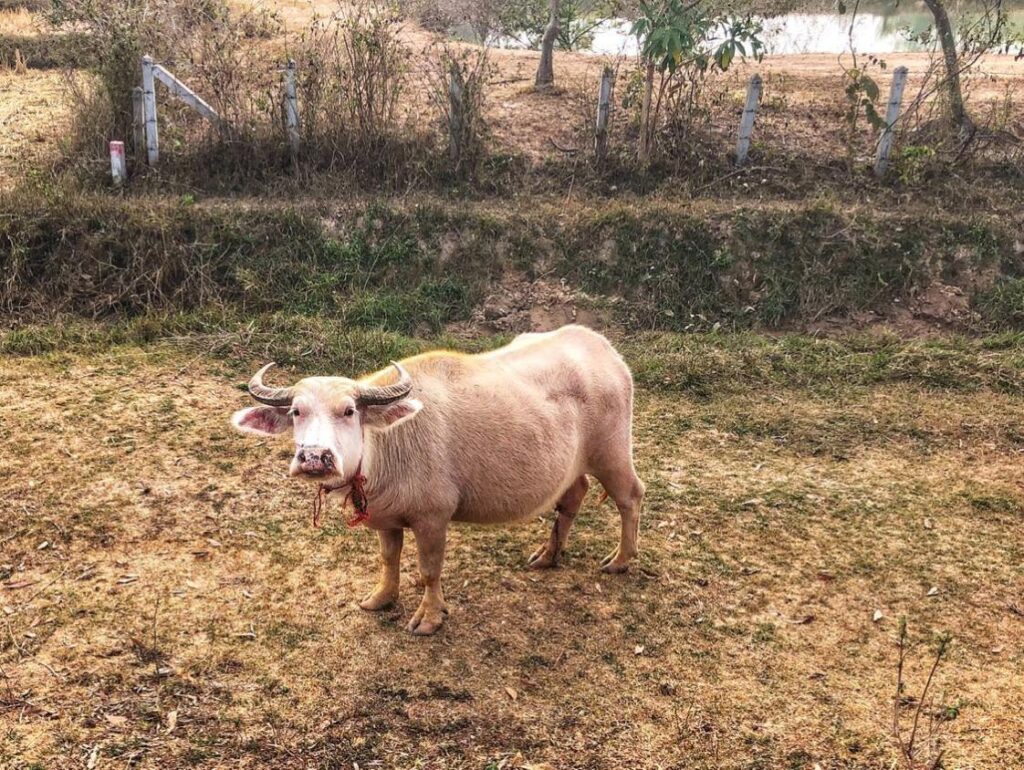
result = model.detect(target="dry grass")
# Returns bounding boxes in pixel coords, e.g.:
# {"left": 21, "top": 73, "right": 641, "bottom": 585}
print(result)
{"left": 2, "top": 339, "right": 1023, "bottom": 768}
{"left": 0, "top": 8, "right": 38, "bottom": 36}
{"left": 0, "top": 69, "right": 67, "bottom": 190}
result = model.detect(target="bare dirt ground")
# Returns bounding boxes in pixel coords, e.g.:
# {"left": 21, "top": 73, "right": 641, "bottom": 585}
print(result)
{"left": 2, "top": 344, "right": 1023, "bottom": 768}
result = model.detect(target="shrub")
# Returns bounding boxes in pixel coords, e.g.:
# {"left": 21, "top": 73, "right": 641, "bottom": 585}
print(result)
{"left": 291, "top": 3, "right": 436, "bottom": 184}
{"left": 976, "top": 278, "right": 1024, "bottom": 329}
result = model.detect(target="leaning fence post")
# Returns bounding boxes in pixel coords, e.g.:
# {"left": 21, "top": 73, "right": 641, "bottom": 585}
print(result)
{"left": 141, "top": 55, "right": 159, "bottom": 164}
{"left": 283, "top": 59, "right": 300, "bottom": 164}
{"left": 594, "top": 66, "right": 613, "bottom": 162}
{"left": 874, "top": 66, "right": 909, "bottom": 178}
{"left": 735, "top": 74, "right": 762, "bottom": 166}
{"left": 448, "top": 62, "right": 463, "bottom": 166}
{"left": 109, "top": 141, "right": 126, "bottom": 185}
{"left": 131, "top": 87, "right": 145, "bottom": 160}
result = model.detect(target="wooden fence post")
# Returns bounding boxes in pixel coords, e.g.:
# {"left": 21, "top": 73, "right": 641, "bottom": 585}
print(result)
{"left": 141, "top": 55, "right": 159, "bottom": 164}
{"left": 594, "top": 66, "right": 613, "bottom": 162}
{"left": 448, "top": 63, "right": 463, "bottom": 166}
{"left": 131, "top": 87, "right": 145, "bottom": 160}
{"left": 283, "top": 59, "right": 300, "bottom": 164}
{"left": 735, "top": 74, "right": 762, "bottom": 166}
{"left": 109, "top": 141, "right": 126, "bottom": 185}
{"left": 874, "top": 66, "right": 909, "bottom": 178}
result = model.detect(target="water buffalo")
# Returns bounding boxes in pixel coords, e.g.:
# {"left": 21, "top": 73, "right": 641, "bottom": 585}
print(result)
{"left": 231, "top": 325, "right": 645, "bottom": 634}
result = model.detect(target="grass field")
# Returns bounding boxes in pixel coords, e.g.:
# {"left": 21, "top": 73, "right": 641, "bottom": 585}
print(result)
{"left": 2, "top": 330, "right": 1023, "bottom": 769}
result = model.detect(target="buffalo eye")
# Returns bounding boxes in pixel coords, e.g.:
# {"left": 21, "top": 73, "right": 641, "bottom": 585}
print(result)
{"left": 288, "top": 408, "right": 300, "bottom": 418}
{"left": 343, "top": 406, "right": 355, "bottom": 417}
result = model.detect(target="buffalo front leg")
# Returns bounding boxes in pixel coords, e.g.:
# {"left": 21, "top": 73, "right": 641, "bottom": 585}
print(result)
{"left": 528, "top": 475, "right": 589, "bottom": 569}
{"left": 408, "top": 523, "right": 448, "bottom": 635}
{"left": 360, "top": 528, "right": 403, "bottom": 611}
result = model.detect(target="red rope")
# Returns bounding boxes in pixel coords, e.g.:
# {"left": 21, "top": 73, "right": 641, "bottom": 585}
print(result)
{"left": 312, "top": 460, "right": 370, "bottom": 528}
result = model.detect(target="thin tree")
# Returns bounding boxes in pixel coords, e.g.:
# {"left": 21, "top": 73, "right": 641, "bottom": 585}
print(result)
{"left": 921, "top": 0, "right": 972, "bottom": 134}
{"left": 535, "top": 0, "right": 560, "bottom": 88}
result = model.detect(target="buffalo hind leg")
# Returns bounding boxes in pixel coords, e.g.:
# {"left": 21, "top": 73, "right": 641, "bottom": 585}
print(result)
{"left": 408, "top": 523, "right": 448, "bottom": 635}
{"left": 595, "top": 466, "right": 645, "bottom": 574}
{"left": 360, "top": 528, "right": 403, "bottom": 610}
{"left": 528, "top": 475, "right": 590, "bottom": 569}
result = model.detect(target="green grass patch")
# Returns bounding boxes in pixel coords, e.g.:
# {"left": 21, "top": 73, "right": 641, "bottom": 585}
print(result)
{"left": 3, "top": 190, "right": 1021, "bottom": 332}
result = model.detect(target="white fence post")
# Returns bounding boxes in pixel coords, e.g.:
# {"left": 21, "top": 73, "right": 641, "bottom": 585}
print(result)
{"left": 283, "top": 59, "right": 300, "bottom": 163}
{"left": 594, "top": 66, "right": 613, "bottom": 162}
{"left": 141, "top": 55, "right": 159, "bottom": 164}
{"left": 131, "top": 87, "right": 146, "bottom": 161}
{"left": 735, "top": 74, "right": 762, "bottom": 166}
{"left": 109, "top": 141, "right": 126, "bottom": 185}
{"left": 874, "top": 66, "right": 909, "bottom": 178}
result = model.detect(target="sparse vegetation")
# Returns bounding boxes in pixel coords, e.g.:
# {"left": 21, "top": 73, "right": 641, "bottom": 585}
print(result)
{"left": 2, "top": 190, "right": 1020, "bottom": 331}
{"left": 2, "top": 1, "right": 1024, "bottom": 768}
{"left": 2, "top": 330, "right": 1023, "bottom": 768}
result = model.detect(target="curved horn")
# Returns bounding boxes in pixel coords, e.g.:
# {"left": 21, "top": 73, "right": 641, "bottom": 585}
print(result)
{"left": 246, "top": 363, "right": 295, "bottom": 407}
{"left": 357, "top": 362, "right": 413, "bottom": 407}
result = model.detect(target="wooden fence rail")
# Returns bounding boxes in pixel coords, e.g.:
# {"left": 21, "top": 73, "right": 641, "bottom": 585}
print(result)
{"left": 140, "top": 54, "right": 221, "bottom": 166}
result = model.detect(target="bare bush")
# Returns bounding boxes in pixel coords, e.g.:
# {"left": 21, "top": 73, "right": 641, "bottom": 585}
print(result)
{"left": 892, "top": 619, "right": 956, "bottom": 770}
{"left": 427, "top": 44, "right": 491, "bottom": 178}
{"left": 44, "top": 0, "right": 282, "bottom": 174}
{"left": 290, "top": 3, "right": 438, "bottom": 183}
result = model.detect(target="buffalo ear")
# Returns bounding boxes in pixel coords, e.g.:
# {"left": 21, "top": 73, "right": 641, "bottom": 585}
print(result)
{"left": 231, "top": 406, "right": 293, "bottom": 436}
{"left": 362, "top": 398, "right": 422, "bottom": 430}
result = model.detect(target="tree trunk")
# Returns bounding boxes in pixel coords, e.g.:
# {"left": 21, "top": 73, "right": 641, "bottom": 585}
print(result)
{"left": 535, "top": 0, "right": 560, "bottom": 88}
{"left": 637, "top": 60, "right": 655, "bottom": 164}
{"left": 922, "top": 0, "right": 972, "bottom": 134}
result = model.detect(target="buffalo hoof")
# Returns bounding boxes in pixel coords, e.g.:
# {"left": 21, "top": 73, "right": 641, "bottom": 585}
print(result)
{"left": 527, "top": 544, "right": 559, "bottom": 570}
{"left": 406, "top": 601, "right": 447, "bottom": 635}
{"left": 359, "top": 586, "right": 398, "bottom": 611}
{"left": 600, "top": 548, "right": 632, "bottom": 574}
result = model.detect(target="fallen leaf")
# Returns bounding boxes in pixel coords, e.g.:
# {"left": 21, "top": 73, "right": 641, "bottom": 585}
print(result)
{"left": 504, "top": 686, "right": 517, "bottom": 701}
{"left": 105, "top": 714, "right": 127, "bottom": 727}
{"left": 37, "top": 541, "right": 50, "bottom": 550}
{"left": 87, "top": 745, "right": 100, "bottom": 769}
{"left": 873, "top": 609, "right": 884, "bottom": 622}
{"left": 923, "top": 517, "right": 933, "bottom": 529}
{"left": 117, "top": 575, "right": 138, "bottom": 585}
{"left": 786, "top": 614, "right": 815, "bottom": 625}
{"left": 207, "top": 538, "right": 222, "bottom": 548}
{"left": 165, "top": 709, "right": 178, "bottom": 734}
{"left": 926, "top": 586, "right": 939, "bottom": 597}
{"left": 634, "top": 645, "right": 645, "bottom": 655}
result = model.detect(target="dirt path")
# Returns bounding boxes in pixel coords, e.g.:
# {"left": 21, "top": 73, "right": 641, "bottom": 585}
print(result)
{"left": 2, "top": 344, "right": 1022, "bottom": 768}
